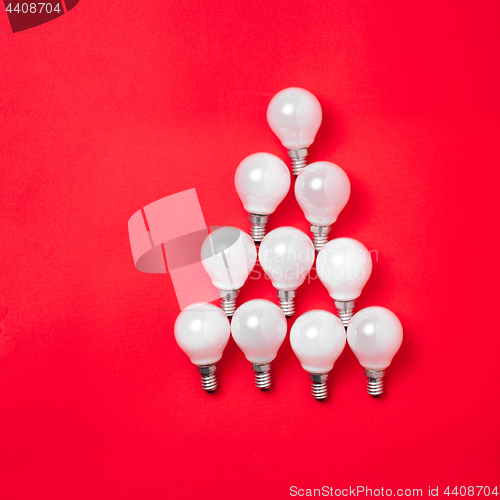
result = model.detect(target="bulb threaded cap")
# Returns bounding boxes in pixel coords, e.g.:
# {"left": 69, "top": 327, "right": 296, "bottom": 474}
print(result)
{"left": 220, "top": 289, "right": 239, "bottom": 317}
{"left": 337, "top": 308, "right": 353, "bottom": 327}
{"left": 197, "top": 364, "right": 218, "bottom": 393}
{"left": 309, "top": 373, "right": 329, "bottom": 401}
{"left": 248, "top": 214, "right": 269, "bottom": 243}
{"left": 288, "top": 148, "right": 309, "bottom": 176}
{"left": 365, "top": 369, "right": 385, "bottom": 397}
{"left": 310, "top": 225, "right": 331, "bottom": 252}
{"left": 277, "top": 289, "right": 296, "bottom": 317}
{"left": 334, "top": 299, "right": 356, "bottom": 328}
{"left": 252, "top": 363, "right": 272, "bottom": 390}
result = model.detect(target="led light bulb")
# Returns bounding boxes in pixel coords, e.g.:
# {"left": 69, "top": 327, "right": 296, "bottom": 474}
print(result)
{"left": 234, "top": 152, "right": 291, "bottom": 243}
{"left": 290, "top": 310, "right": 346, "bottom": 401}
{"left": 295, "top": 161, "right": 351, "bottom": 252}
{"left": 267, "top": 87, "right": 322, "bottom": 175}
{"left": 174, "top": 303, "right": 231, "bottom": 392}
{"left": 230, "top": 299, "right": 287, "bottom": 390}
{"left": 347, "top": 306, "right": 403, "bottom": 397}
{"left": 201, "top": 227, "right": 257, "bottom": 317}
{"left": 316, "top": 237, "right": 373, "bottom": 327}
{"left": 258, "top": 227, "right": 315, "bottom": 317}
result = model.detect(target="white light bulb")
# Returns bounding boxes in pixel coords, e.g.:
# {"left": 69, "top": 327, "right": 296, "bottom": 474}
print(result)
{"left": 174, "top": 303, "right": 231, "bottom": 392}
{"left": 316, "top": 237, "right": 373, "bottom": 327}
{"left": 294, "top": 161, "right": 351, "bottom": 252}
{"left": 230, "top": 299, "right": 287, "bottom": 390}
{"left": 267, "top": 87, "right": 322, "bottom": 175}
{"left": 290, "top": 310, "right": 346, "bottom": 401}
{"left": 234, "top": 152, "right": 291, "bottom": 243}
{"left": 347, "top": 306, "right": 403, "bottom": 397}
{"left": 201, "top": 227, "right": 257, "bottom": 317}
{"left": 258, "top": 227, "right": 315, "bottom": 317}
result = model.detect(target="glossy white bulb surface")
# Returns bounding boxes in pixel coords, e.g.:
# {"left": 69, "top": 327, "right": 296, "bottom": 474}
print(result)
{"left": 267, "top": 88, "right": 322, "bottom": 150}
{"left": 201, "top": 227, "right": 257, "bottom": 290}
{"left": 174, "top": 303, "right": 231, "bottom": 366}
{"left": 259, "top": 227, "right": 315, "bottom": 291}
{"left": 316, "top": 237, "right": 373, "bottom": 301}
{"left": 347, "top": 306, "right": 403, "bottom": 370}
{"left": 295, "top": 161, "right": 351, "bottom": 226}
{"left": 290, "top": 310, "right": 346, "bottom": 373}
{"left": 230, "top": 299, "right": 287, "bottom": 364}
{"left": 235, "top": 152, "right": 291, "bottom": 215}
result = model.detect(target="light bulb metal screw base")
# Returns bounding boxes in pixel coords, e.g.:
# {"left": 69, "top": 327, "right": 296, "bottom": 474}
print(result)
{"left": 288, "top": 148, "right": 309, "bottom": 176}
{"left": 197, "top": 364, "right": 218, "bottom": 393}
{"left": 365, "top": 369, "right": 385, "bottom": 397}
{"left": 311, "top": 224, "right": 331, "bottom": 252}
{"left": 220, "top": 289, "right": 239, "bottom": 317}
{"left": 309, "top": 373, "right": 329, "bottom": 401}
{"left": 248, "top": 213, "right": 269, "bottom": 243}
{"left": 252, "top": 363, "right": 272, "bottom": 390}
{"left": 277, "top": 289, "right": 296, "bottom": 317}
{"left": 334, "top": 299, "right": 355, "bottom": 328}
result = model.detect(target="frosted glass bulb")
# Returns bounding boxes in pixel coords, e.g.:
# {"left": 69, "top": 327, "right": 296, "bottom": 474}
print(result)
{"left": 316, "top": 237, "right": 373, "bottom": 327}
{"left": 267, "top": 87, "right": 322, "bottom": 175}
{"left": 201, "top": 227, "right": 257, "bottom": 317}
{"left": 174, "top": 303, "right": 231, "bottom": 392}
{"left": 234, "top": 152, "right": 291, "bottom": 243}
{"left": 258, "top": 227, "right": 315, "bottom": 317}
{"left": 231, "top": 299, "right": 287, "bottom": 390}
{"left": 290, "top": 310, "right": 346, "bottom": 401}
{"left": 294, "top": 161, "right": 351, "bottom": 252}
{"left": 347, "top": 306, "right": 403, "bottom": 397}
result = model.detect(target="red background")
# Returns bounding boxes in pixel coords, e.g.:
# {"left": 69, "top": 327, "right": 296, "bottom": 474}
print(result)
{"left": 0, "top": 1, "right": 499, "bottom": 498}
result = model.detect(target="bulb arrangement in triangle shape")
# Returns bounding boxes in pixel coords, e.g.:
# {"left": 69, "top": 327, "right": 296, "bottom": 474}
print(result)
{"left": 129, "top": 87, "right": 404, "bottom": 399}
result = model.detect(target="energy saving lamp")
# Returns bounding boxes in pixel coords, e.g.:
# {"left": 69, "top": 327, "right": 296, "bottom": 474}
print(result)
{"left": 174, "top": 303, "right": 231, "bottom": 392}
{"left": 347, "top": 306, "right": 403, "bottom": 397}
{"left": 258, "top": 227, "right": 315, "bottom": 317}
{"left": 234, "top": 152, "right": 291, "bottom": 243}
{"left": 316, "top": 237, "right": 372, "bottom": 327}
{"left": 201, "top": 227, "right": 257, "bottom": 317}
{"left": 267, "top": 87, "right": 322, "bottom": 175}
{"left": 230, "top": 299, "right": 287, "bottom": 390}
{"left": 290, "top": 310, "right": 346, "bottom": 401}
{"left": 295, "top": 161, "right": 351, "bottom": 252}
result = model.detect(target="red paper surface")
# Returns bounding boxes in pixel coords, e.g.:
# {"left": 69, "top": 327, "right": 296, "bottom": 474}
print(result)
{"left": 0, "top": 1, "right": 499, "bottom": 499}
